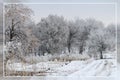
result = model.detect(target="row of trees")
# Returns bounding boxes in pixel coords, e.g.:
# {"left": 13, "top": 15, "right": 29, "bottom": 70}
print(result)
{"left": 33, "top": 15, "right": 116, "bottom": 59}
{"left": 5, "top": 4, "right": 116, "bottom": 60}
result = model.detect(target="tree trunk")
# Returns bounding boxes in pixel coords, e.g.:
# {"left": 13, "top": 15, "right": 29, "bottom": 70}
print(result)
{"left": 100, "top": 51, "right": 103, "bottom": 59}
{"left": 79, "top": 43, "right": 84, "bottom": 54}
{"left": 9, "top": 19, "right": 14, "bottom": 42}
{"left": 79, "top": 47, "right": 83, "bottom": 54}
{"left": 67, "top": 33, "right": 71, "bottom": 53}
{"left": 68, "top": 42, "right": 71, "bottom": 53}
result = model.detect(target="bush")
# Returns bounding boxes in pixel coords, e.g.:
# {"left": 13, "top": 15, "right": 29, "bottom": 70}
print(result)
{"left": 25, "top": 53, "right": 90, "bottom": 63}
{"left": 25, "top": 54, "right": 52, "bottom": 64}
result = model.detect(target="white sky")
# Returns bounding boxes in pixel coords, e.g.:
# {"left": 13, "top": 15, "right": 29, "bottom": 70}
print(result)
{"left": 4, "top": 0, "right": 120, "bottom": 25}
{"left": 26, "top": 4, "right": 116, "bottom": 26}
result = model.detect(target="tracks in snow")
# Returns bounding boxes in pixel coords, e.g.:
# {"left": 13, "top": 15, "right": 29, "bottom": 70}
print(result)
{"left": 68, "top": 59, "right": 115, "bottom": 76}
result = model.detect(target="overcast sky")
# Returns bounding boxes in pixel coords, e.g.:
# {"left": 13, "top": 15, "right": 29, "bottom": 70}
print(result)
{"left": 26, "top": 3, "right": 115, "bottom": 26}
{"left": 4, "top": 0, "right": 120, "bottom": 25}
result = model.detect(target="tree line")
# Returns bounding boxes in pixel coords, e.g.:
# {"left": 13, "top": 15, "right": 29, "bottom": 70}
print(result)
{"left": 5, "top": 4, "right": 116, "bottom": 60}
{"left": 33, "top": 15, "right": 116, "bottom": 59}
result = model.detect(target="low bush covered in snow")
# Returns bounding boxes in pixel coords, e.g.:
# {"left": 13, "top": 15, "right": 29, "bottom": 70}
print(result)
{"left": 25, "top": 54, "right": 53, "bottom": 64}
{"left": 25, "top": 53, "right": 90, "bottom": 64}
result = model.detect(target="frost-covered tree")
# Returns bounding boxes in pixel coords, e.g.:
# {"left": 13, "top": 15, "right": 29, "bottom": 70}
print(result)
{"left": 4, "top": 4, "right": 33, "bottom": 70}
{"left": 87, "top": 28, "right": 108, "bottom": 59}
{"left": 77, "top": 26, "right": 90, "bottom": 54}
{"left": 75, "top": 19, "right": 104, "bottom": 54}
{"left": 24, "top": 21, "right": 39, "bottom": 56}
{"left": 67, "top": 21, "right": 80, "bottom": 53}
{"left": 35, "top": 15, "right": 68, "bottom": 55}
{"left": 105, "top": 24, "right": 116, "bottom": 51}
{"left": 5, "top": 4, "right": 33, "bottom": 42}
{"left": 74, "top": 19, "right": 89, "bottom": 54}
{"left": 86, "top": 19, "right": 105, "bottom": 33}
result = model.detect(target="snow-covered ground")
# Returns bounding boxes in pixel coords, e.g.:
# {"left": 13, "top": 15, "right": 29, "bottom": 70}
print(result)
{"left": 30, "top": 63, "right": 119, "bottom": 80}
{"left": 7, "top": 58, "right": 117, "bottom": 77}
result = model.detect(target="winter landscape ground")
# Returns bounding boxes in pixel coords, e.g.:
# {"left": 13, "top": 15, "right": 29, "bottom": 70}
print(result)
{"left": 0, "top": 46, "right": 118, "bottom": 80}
{"left": 6, "top": 54, "right": 116, "bottom": 76}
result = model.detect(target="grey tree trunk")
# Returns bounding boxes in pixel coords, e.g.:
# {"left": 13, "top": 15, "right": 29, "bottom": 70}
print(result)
{"left": 100, "top": 51, "right": 103, "bottom": 59}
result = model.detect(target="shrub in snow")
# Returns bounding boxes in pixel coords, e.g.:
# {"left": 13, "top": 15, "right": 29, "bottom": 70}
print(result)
{"left": 59, "top": 54, "right": 69, "bottom": 61}
{"left": 59, "top": 53, "right": 90, "bottom": 61}
{"left": 49, "top": 54, "right": 61, "bottom": 61}
{"left": 68, "top": 53, "right": 90, "bottom": 61}
{"left": 25, "top": 54, "right": 53, "bottom": 63}
{"left": 80, "top": 53, "right": 90, "bottom": 60}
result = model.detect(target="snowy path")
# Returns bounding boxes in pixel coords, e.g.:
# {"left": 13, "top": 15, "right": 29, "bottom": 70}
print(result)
{"left": 68, "top": 59, "right": 116, "bottom": 77}
{"left": 7, "top": 59, "right": 116, "bottom": 77}
{"left": 30, "top": 63, "right": 119, "bottom": 80}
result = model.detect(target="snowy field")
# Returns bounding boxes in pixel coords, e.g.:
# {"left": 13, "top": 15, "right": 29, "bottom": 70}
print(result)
{"left": 6, "top": 58, "right": 116, "bottom": 77}
{"left": 30, "top": 63, "right": 120, "bottom": 80}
